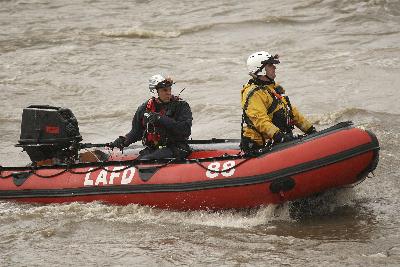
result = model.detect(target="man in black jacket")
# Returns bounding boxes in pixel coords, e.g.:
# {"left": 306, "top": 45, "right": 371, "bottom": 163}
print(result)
{"left": 110, "top": 74, "right": 192, "bottom": 160}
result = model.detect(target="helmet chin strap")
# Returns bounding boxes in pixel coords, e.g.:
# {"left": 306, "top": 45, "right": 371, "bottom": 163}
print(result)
{"left": 250, "top": 61, "right": 275, "bottom": 83}
{"left": 252, "top": 61, "right": 268, "bottom": 77}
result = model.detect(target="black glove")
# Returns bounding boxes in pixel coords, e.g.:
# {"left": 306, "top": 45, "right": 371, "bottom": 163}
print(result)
{"left": 273, "top": 131, "right": 295, "bottom": 143}
{"left": 109, "top": 136, "right": 126, "bottom": 149}
{"left": 305, "top": 126, "right": 317, "bottom": 135}
{"left": 144, "top": 112, "right": 161, "bottom": 124}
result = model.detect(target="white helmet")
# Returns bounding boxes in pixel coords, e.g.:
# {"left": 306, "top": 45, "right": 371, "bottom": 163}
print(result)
{"left": 148, "top": 74, "right": 173, "bottom": 93}
{"left": 246, "top": 51, "right": 280, "bottom": 76}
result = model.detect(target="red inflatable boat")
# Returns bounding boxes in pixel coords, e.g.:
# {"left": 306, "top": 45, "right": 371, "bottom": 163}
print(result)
{"left": 0, "top": 121, "right": 379, "bottom": 210}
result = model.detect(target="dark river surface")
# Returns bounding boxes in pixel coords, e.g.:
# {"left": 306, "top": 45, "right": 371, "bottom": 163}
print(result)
{"left": 0, "top": 0, "right": 399, "bottom": 265}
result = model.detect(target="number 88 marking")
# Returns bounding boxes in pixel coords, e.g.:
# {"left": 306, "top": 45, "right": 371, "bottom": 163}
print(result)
{"left": 206, "top": 161, "right": 236, "bottom": 179}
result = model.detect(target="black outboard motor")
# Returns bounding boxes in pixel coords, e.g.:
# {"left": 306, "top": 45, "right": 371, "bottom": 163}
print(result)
{"left": 16, "top": 105, "right": 82, "bottom": 163}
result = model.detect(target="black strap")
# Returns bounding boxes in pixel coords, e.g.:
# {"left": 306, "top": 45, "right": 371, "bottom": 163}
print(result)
{"left": 267, "top": 95, "right": 279, "bottom": 114}
{"left": 274, "top": 85, "right": 295, "bottom": 129}
{"left": 284, "top": 96, "right": 295, "bottom": 120}
{"left": 270, "top": 85, "right": 295, "bottom": 132}
{"left": 243, "top": 86, "right": 263, "bottom": 111}
{"left": 241, "top": 86, "right": 266, "bottom": 145}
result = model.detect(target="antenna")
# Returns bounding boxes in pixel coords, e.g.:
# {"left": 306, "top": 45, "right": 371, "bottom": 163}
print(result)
{"left": 178, "top": 87, "right": 186, "bottom": 97}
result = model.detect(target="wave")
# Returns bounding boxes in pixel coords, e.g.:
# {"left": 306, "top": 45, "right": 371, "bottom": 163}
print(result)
{"left": 0, "top": 76, "right": 18, "bottom": 84}
{"left": 100, "top": 28, "right": 182, "bottom": 39}
{"left": 311, "top": 107, "right": 400, "bottom": 126}
{"left": 99, "top": 16, "right": 324, "bottom": 39}
{"left": 0, "top": 201, "right": 286, "bottom": 228}
{"left": 99, "top": 23, "right": 218, "bottom": 39}
{"left": 335, "top": 0, "right": 400, "bottom": 15}
{"left": 0, "top": 187, "right": 360, "bottom": 229}
{"left": 0, "top": 116, "right": 20, "bottom": 123}
{"left": 294, "top": 0, "right": 400, "bottom": 16}
{"left": 337, "top": 30, "right": 400, "bottom": 37}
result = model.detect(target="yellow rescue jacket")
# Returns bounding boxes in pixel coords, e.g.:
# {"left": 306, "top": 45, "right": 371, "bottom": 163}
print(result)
{"left": 241, "top": 81, "right": 313, "bottom": 146}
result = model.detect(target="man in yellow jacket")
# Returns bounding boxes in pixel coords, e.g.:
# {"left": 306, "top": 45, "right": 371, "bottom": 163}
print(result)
{"left": 241, "top": 51, "right": 316, "bottom": 153}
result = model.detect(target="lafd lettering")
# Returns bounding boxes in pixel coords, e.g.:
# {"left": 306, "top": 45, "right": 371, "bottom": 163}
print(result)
{"left": 84, "top": 166, "right": 136, "bottom": 186}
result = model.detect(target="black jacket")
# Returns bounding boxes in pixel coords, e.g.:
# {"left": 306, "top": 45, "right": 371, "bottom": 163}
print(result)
{"left": 124, "top": 98, "right": 192, "bottom": 147}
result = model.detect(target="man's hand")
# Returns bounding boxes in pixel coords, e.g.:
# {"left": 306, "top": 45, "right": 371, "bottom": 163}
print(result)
{"left": 144, "top": 112, "right": 161, "bottom": 124}
{"left": 273, "top": 131, "right": 295, "bottom": 143}
{"left": 109, "top": 136, "right": 126, "bottom": 150}
{"left": 305, "top": 126, "right": 317, "bottom": 135}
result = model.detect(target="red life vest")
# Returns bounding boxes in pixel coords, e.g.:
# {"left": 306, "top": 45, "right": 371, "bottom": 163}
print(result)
{"left": 143, "top": 97, "right": 165, "bottom": 148}
{"left": 143, "top": 95, "right": 182, "bottom": 148}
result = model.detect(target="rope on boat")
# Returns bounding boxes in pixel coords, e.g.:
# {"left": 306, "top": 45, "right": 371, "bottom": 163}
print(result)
{"left": 0, "top": 159, "right": 176, "bottom": 179}
{"left": 0, "top": 122, "right": 358, "bottom": 180}
{"left": 194, "top": 155, "right": 253, "bottom": 173}
{"left": 0, "top": 151, "right": 256, "bottom": 179}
